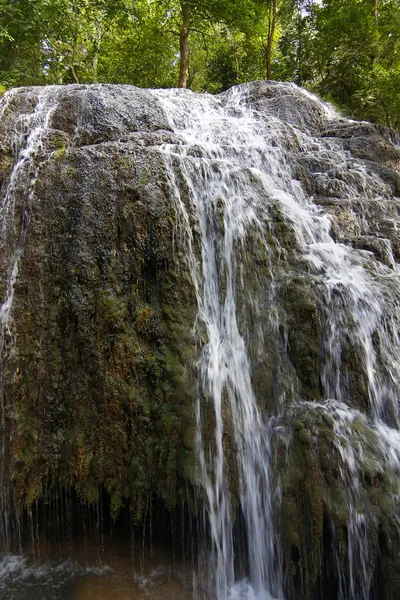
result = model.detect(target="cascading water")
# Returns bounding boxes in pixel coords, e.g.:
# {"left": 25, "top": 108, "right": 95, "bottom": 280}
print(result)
{"left": 153, "top": 88, "right": 287, "bottom": 600}
{"left": 152, "top": 83, "right": 400, "bottom": 600}
{"left": 1, "top": 81, "right": 400, "bottom": 599}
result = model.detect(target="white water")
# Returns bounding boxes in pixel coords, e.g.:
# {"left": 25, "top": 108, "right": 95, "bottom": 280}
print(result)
{"left": 152, "top": 82, "right": 400, "bottom": 599}
{"left": 0, "top": 88, "right": 59, "bottom": 326}
{"left": 154, "top": 86, "right": 291, "bottom": 600}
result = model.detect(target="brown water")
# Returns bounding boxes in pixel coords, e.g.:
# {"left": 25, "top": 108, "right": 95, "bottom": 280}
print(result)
{"left": 0, "top": 532, "right": 194, "bottom": 599}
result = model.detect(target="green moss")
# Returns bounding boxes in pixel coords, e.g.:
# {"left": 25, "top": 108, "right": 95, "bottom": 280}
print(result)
{"left": 7, "top": 171, "right": 199, "bottom": 522}
{"left": 137, "top": 166, "right": 153, "bottom": 188}
{"left": 0, "top": 153, "right": 13, "bottom": 184}
{"left": 98, "top": 290, "right": 128, "bottom": 324}
{"left": 280, "top": 424, "right": 325, "bottom": 599}
{"left": 119, "top": 155, "right": 135, "bottom": 170}
{"left": 52, "top": 146, "right": 67, "bottom": 160}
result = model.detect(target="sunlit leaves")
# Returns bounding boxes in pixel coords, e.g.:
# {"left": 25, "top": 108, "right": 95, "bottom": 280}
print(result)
{"left": 0, "top": 0, "right": 399, "bottom": 125}
{"left": 277, "top": 0, "right": 400, "bottom": 127}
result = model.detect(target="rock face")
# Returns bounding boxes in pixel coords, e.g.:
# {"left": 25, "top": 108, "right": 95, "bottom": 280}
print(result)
{"left": 1, "top": 81, "right": 400, "bottom": 599}
{"left": 0, "top": 85, "right": 198, "bottom": 521}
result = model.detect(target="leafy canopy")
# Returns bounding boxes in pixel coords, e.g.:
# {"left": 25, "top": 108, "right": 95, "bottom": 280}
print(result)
{"left": 0, "top": 0, "right": 399, "bottom": 127}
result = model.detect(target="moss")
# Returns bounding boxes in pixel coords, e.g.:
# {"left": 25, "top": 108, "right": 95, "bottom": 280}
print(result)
{"left": 98, "top": 290, "right": 128, "bottom": 324}
{"left": 52, "top": 146, "right": 67, "bottom": 161}
{"left": 0, "top": 153, "right": 13, "bottom": 184}
{"left": 297, "top": 427, "right": 312, "bottom": 444}
{"left": 283, "top": 278, "right": 322, "bottom": 400}
{"left": 137, "top": 165, "right": 153, "bottom": 188}
{"left": 6, "top": 146, "right": 200, "bottom": 522}
{"left": 280, "top": 423, "right": 325, "bottom": 599}
{"left": 277, "top": 401, "right": 400, "bottom": 599}
{"left": 119, "top": 155, "right": 135, "bottom": 170}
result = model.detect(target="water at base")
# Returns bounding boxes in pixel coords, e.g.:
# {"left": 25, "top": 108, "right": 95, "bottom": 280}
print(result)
{"left": 0, "top": 533, "right": 192, "bottom": 600}
{"left": 228, "top": 581, "right": 278, "bottom": 600}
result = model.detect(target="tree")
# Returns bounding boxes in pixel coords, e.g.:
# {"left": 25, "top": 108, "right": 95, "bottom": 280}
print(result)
{"left": 0, "top": 0, "right": 45, "bottom": 87}
{"left": 0, "top": 0, "right": 399, "bottom": 128}
{"left": 265, "top": 0, "right": 277, "bottom": 79}
{"left": 178, "top": 2, "right": 191, "bottom": 87}
{"left": 174, "top": 0, "right": 269, "bottom": 88}
{"left": 276, "top": 0, "right": 400, "bottom": 127}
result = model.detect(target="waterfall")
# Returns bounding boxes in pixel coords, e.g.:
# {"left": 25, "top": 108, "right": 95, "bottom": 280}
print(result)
{"left": 152, "top": 82, "right": 400, "bottom": 599}
{"left": 153, "top": 87, "right": 287, "bottom": 600}
{"left": 1, "top": 81, "right": 400, "bottom": 599}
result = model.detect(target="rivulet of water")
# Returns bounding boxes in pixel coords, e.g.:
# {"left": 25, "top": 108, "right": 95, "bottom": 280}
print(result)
{"left": 0, "top": 88, "right": 60, "bottom": 546}
{"left": 154, "top": 87, "right": 291, "bottom": 600}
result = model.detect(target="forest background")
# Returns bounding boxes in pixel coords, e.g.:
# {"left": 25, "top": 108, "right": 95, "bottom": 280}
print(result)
{"left": 0, "top": 0, "right": 399, "bottom": 128}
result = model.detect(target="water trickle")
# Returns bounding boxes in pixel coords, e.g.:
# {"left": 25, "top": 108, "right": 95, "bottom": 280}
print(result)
{"left": 0, "top": 87, "right": 61, "bottom": 545}
{"left": 153, "top": 85, "right": 298, "bottom": 600}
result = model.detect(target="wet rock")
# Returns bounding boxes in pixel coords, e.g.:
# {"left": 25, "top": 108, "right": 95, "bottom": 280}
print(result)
{"left": 343, "top": 133, "right": 400, "bottom": 164}
{"left": 345, "top": 235, "right": 395, "bottom": 267}
{"left": 241, "top": 80, "right": 341, "bottom": 132}
{"left": 50, "top": 84, "right": 172, "bottom": 146}
{"left": 321, "top": 121, "right": 400, "bottom": 147}
{"left": 362, "top": 160, "right": 400, "bottom": 195}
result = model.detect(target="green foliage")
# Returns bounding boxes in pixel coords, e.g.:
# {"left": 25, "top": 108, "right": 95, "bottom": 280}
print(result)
{"left": 277, "top": 0, "right": 400, "bottom": 128}
{"left": 1, "top": 0, "right": 398, "bottom": 126}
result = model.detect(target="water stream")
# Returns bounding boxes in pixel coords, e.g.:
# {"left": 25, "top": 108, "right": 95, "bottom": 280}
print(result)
{"left": 152, "top": 83, "right": 400, "bottom": 599}
{"left": 154, "top": 87, "right": 287, "bottom": 600}
{"left": 0, "top": 87, "right": 61, "bottom": 547}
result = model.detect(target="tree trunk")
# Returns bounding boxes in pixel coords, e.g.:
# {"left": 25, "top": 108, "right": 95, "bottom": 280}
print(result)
{"left": 71, "top": 32, "right": 80, "bottom": 84}
{"left": 92, "top": 12, "right": 104, "bottom": 82}
{"left": 265, "top": 0, "right": 277, "bottom": 80}
{"left": 371, "top": 0, "right": 378, "bottom": 23}
{"left": 178, "top": 2, "right": 191, "bottom": 88}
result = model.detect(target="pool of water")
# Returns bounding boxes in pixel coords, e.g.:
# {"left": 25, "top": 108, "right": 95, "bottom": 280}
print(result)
{"left": 0, "top": 532, "right": 194, "bottom": 599}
